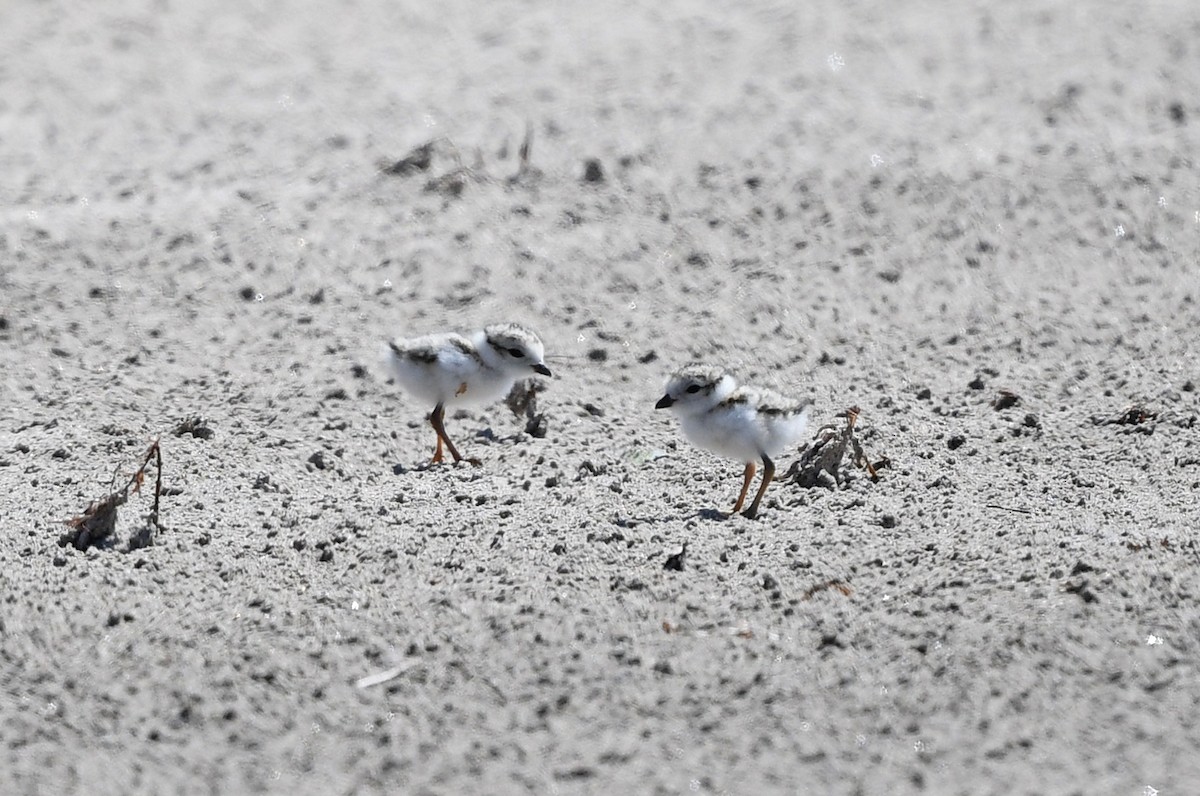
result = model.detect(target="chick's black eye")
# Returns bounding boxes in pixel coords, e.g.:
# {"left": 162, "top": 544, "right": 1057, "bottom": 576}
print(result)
{"left": 508, "top": 347, "right": 525, "bottom": 358}
{"left": 685, "top": 384, "right": 701, "bottom": 394}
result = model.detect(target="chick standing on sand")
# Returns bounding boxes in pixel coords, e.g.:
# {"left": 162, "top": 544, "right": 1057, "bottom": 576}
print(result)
{"left": 385, "top": 323, "right": 551, "bottom": 466}
{"left": 656, "top": 364, "right": 811, "bottom": 519}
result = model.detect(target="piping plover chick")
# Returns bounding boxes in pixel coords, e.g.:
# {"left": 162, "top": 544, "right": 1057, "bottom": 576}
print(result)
{"left": 385, "top": 322, "right": 551, "bottom": 466}
{"left": 655, "top": 364, "right": 812, "bottom": 519}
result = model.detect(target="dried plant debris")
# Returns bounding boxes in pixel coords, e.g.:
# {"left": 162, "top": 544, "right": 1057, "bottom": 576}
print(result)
{"left": 380, "top": 137, "right": 473, "bottom": 193}
{"left": 510, "top": 122, "right": 541, "bottom": 184}
{"left": 505, "top": 378, "right": 549, "bottom": 438}
{"left": 1093, "top": 404, "right": 1158, "bottom": 427}
{"left": 173, "top": 415, "right": 213, "bottom": 439}
{"left": 61, "top": 439, "right": 164, "bottom": 552}
{"left": 991, "top": 389, "right": 1020, "bottom": 410}
{"left": 382, "top": 128, "right": 543, "bottom": 194}
{"left": 1089, "top": 403, "right": 1198, "bottom": 435}
{"left": 784, "top": 407, "right": 889, "bottom": 489}
{"left": 985, "top": 503, "right": 1033, "bottom": 515}
{"left": 382, "top": 142, "right": 433, "bottom": 176}
{"left": 801, "top": 579, "right": 853, "bottom": 600}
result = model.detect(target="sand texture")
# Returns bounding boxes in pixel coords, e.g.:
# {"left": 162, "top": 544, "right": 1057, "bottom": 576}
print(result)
{"left": 2, "top": 1, "right": 1199, "bottom": 793}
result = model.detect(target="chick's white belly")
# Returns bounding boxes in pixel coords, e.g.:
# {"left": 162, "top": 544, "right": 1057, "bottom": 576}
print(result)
{"left": 390, "top": 350, "right": 511, "bottom": 408}
{"left": 680, "top": 406, "right": 809, "bottom": 462}
{"left": 680, "top": 405, "right": 763, "bottom": 462}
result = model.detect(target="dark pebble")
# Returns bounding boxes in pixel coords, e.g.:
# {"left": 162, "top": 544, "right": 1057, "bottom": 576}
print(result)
{"left": 582, "top": 159, "right": 605, "bottom": 183}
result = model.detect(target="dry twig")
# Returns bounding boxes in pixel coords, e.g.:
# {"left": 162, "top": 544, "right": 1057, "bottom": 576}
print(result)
{"left": 504, "top": 378, "right": 549, "bottom": 438}
{"left": 61, "top": 438, "right": 164, "bottom": 551}
{"left": 801, "top": 579, "right": 854, "bottom": 600}
{"left": 784, "top": 407, "right": 888, "bottom": 489}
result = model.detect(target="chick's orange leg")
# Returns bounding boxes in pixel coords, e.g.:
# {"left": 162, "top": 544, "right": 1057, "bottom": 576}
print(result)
{"left": 427, "top": 403, "right": 457, "bottom": 464}
{"left": 732, "top": 462, "right": 756, "bottom": 514}
{"left": 430, "top": 430, "right": 444, "bottom": 464}
{"left": 429, "top": 401, "right": 481, "bottom": 467}
{"left": 743, "top": 456, "right": 776, "bottom": 520}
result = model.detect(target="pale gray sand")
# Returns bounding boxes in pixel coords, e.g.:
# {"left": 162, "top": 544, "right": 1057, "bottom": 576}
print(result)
{"left": 2, "top": 1, "right": 1199, "bottom": 794}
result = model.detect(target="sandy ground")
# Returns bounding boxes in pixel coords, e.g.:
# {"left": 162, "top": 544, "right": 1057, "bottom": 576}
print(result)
{"left": 3, "top": 0, "right": 1199, "bottom": 793}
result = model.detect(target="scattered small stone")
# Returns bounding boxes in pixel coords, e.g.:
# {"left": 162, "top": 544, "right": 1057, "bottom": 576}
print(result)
{"left": 307, "top": 451, "right": 328, "bottom": 471}
{"left": 576, "top": 460, "right": 607, "bottom": 478}
{"left": 947, "top": 435, "right": 966, "bottom": 451}
{"left": 319, "top": 548, "right": 334, "bottom": 563}
{"left": 1064, "top": 579, "right": 1098, "bottom": 604}
{"left": 916, "top": 387, "right": 932, "bottom": 400}
{"left": 663, "top": 542, "right": 687, "bottom": 572}
{"left": 1069, "top": 560, "right": 1096, "bottom": 576}
{"left": 238, "top": 286, "right": 256, "bottom": 301}
{"left": 554, "top": 767, "right": 596, "bottom": 781}
{"left": 587, "top": 348, "right": 608, "bottom": 363}
{"left": 881, "top": 514, "right": 898, "bottom": 529}
{"left": 524, "top": 413, "right": 548, "bottom": 439}
{"left": 968, "top": 375, "right": 986, "bottom": 390}
{"left": 638, "top": 350, "right": 658, "bottom": 364}
{"left": 165, "top": 233, "right": 194, "bottom": 252}
{"left": 818, "top": 633, "right": 844, "bottom": 650}
{"left": 582, "top": 159, "right": 605, "bottom": 183}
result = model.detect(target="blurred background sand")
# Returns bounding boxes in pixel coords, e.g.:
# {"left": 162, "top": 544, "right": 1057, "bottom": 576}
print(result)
{"left": 2, "top": 1, "right": 1198, "bottom": 793}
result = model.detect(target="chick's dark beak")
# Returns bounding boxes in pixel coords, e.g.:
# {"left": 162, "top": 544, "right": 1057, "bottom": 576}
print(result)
{"left": 533, "top": 363, "right": 552, "bottom": 377}
{"left": 655, "top": 394, "right": 675, "bottom": 409}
